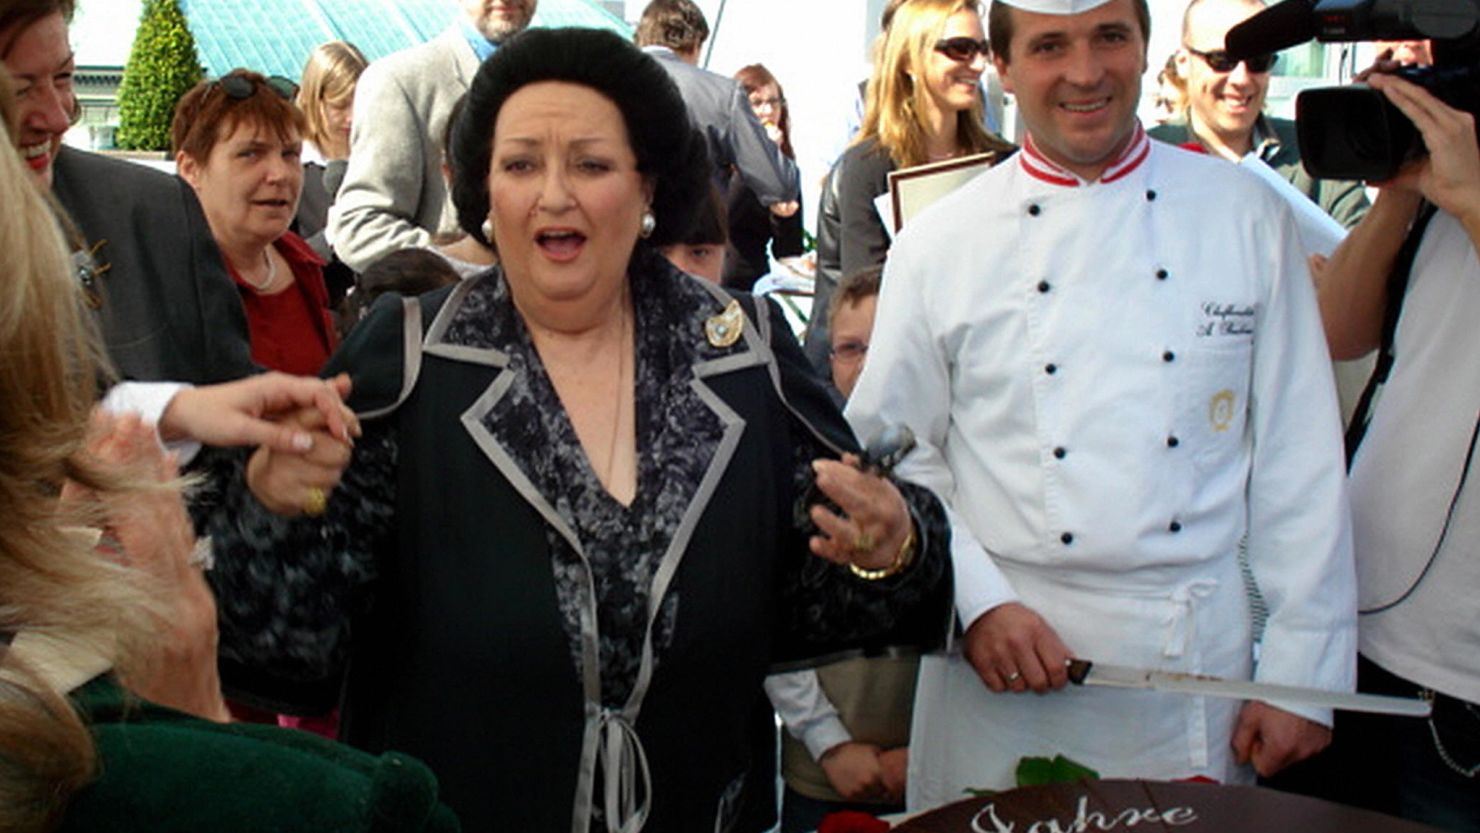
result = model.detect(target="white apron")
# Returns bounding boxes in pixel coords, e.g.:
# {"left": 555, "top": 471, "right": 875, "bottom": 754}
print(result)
{"left": 907, "top": 556, "right": 1253, "bottom": 809}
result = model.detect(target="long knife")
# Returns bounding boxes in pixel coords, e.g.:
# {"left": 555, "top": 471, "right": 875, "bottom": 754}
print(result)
{"left": 1066, "top": 659, "right": 1431, "bottom": 717}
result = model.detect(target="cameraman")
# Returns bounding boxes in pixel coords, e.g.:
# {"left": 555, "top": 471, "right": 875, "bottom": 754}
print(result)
{"left": 1314, "top": 70, "right": 1480, "bottom": 833}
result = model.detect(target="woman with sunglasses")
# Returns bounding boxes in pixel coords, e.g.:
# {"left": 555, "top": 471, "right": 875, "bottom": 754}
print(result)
{"left": 829, "top": 0, "right": 1013, "bottom": 283}
{"left": 172, "top": 70, "right": 338, "bottom": 377}
{"left": 723, "top": 63, "right": 804, "bottom": 291}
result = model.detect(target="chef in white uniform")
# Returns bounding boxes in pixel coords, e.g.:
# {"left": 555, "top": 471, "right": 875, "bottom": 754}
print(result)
{"left": 844, "top": 0, "right": 1357, "bottom": 808}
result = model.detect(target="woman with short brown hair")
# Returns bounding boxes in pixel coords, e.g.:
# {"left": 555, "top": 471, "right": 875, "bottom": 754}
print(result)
{"left": 173, "top": 69, "right": 337, "bottom": 376}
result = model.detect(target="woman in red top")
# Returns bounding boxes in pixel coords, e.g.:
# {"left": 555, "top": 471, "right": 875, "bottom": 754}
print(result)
{"left": 172, "top": 70, "right": 336, "bottom": 375}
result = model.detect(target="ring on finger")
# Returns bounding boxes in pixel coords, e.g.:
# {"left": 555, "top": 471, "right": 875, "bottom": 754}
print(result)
{"left": 1004, "top": 671, "right": 1022, "bottom": 683}
{"left": 852, "top": 529, "right": 876, "bottom": 553}
{"left": 302, "top": 486, "right": 328, "bottom": 517}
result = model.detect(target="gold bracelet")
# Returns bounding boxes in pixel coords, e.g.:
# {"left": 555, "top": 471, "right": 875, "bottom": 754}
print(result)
{"left": 849, "top": 527, "right": 916, "bottom": 581}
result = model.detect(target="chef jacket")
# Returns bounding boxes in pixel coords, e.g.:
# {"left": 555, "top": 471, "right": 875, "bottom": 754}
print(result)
{"left": 846, "top": 125, "right": 1357, "bottom": 797}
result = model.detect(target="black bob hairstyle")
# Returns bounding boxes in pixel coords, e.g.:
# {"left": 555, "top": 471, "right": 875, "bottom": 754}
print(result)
{"left": 450, "top": 27, "right": 711, "bottom": 252}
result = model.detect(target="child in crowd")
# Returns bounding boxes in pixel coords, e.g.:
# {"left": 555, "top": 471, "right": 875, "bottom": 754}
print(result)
{"left": 767, "top": 265, "right": 917, "bottom": 833}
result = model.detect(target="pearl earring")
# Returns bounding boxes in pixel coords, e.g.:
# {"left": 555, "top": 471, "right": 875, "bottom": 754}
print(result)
{"left": 639, "top": 210, "right": 656, "bottom": 238}
{"left": 481, "top": 218, "right": 494, "bottom": 241}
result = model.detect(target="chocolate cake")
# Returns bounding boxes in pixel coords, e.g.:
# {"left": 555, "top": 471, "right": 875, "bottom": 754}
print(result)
{"left": 892, "top": 779, "right": 1442, "bottom": 832}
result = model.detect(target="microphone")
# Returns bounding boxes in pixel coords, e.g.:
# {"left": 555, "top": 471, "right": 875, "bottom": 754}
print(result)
{"left": 1225, "top": 0, "right": 1317, "bottom": 59}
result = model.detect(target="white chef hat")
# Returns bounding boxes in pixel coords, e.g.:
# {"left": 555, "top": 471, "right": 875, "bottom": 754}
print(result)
{"left": 991, "top": 0, "right": 1115, "bottom": 13}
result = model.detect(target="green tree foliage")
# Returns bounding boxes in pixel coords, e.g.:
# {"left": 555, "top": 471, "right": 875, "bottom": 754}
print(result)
{"left": 116, "top": 0, "right": 201, "bottom": 151}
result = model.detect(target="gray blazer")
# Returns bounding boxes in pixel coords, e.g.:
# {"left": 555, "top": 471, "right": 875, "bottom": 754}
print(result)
{"left": 331, "top": 27, "right": 480, "bottom": 272}
{"left": 643, "top": 46, "right": 799, "bottom": 206}
{"left": 51, "top": 146, "right": 256, "bottom": 384}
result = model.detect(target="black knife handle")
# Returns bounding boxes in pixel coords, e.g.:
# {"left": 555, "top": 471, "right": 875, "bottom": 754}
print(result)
{"left": 1066, "top": 658, "right": 1093, "bottom": 685}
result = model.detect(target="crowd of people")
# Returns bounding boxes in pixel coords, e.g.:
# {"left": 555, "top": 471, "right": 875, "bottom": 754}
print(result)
{"left": 0, "top": 0, "right": 1476, "bottom": 831}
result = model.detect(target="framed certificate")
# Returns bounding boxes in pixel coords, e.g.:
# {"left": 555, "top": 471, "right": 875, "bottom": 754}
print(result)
{"left": 887, "top": 151, "right": 1004, "bottom": 234}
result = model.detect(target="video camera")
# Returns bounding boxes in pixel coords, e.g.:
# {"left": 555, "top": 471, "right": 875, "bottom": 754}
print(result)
{"left": 1225, "top": 0, "right": 1480, "bottom": 180}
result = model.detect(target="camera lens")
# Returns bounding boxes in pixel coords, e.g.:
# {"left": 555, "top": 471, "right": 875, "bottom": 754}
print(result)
{"left": 1297, "top": 86, "right": 1416, "bottom": 180}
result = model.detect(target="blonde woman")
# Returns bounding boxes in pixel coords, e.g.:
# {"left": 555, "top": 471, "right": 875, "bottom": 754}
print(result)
{"left": 295, "top": 40, "right": 367, "bottom": 302}
{"left": 0, "top": 74, "right": 455, "bottom": 833}
{"left": 297, "top": 41, "right": 365, "bottom": 163}
{"left": 833, "top": 0, "right": 1013, "bottom": 278}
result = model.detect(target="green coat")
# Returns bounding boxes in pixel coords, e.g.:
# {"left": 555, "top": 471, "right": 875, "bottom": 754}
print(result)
{"left": 58, "top": 676, "right": 460, "bottom": 832}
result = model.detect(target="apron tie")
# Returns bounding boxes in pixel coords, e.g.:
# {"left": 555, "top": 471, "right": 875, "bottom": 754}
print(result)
{"left": 1162, "top": 579, "right": 1218, "bottom": 659}
{"left": 596, "top": 707, "right": 651, "bottom": 833}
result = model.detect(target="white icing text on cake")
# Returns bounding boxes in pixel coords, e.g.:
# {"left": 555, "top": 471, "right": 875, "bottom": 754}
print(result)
{"left": 971, "top": 795, "right": 1199, "bottom": 832}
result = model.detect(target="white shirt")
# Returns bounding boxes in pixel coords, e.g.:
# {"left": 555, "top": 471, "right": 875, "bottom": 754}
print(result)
{"left": 1350, "top": 208, "right": 1480, "bottom": 705}
{"left": 102, "top": 381, "right": 198, "bottom": 462}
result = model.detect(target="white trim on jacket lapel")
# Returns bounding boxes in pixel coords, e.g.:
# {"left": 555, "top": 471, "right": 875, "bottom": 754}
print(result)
{"left": 422, "top": 273, "right": 585, "bottom": 554}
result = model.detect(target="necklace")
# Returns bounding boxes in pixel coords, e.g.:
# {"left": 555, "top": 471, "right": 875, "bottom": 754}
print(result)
{"left": 599, "top": 301, "right": 631, "bottom": 495}
{"left": 244, "top": 248, "right": 278, "bottom": 292}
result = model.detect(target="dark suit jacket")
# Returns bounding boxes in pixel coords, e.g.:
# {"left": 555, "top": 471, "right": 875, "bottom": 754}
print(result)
{"left": 51, "top": 147, "right": 256, "bottom": 384}
{"left": 644, "top": 46, "right": 800, "bottom": 206}
{"left": 722, "top": 170, "right": 805, "bottom": 291}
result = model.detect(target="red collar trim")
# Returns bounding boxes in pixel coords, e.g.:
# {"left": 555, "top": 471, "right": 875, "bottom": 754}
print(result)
{"left": 1019, "top": 122, "right": 1150, "bottom": 187}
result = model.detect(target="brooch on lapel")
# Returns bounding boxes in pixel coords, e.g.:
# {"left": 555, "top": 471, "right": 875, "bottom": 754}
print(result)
{"left": 72, "top": 239, "right": 111, "bottom": 310}
{"left": 705, "top": 299, "right": 744, "bottom": 348}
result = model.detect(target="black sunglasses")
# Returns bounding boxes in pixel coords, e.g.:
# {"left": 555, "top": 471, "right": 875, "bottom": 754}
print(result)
{"left": 1186, "top": 46, "right": 1275, "bottom": 73}
{"left": 935, "top": 37, "right": 990, "bottom": 62}
{"left": 212, "top": 73, "right": 300, "bottom": 101}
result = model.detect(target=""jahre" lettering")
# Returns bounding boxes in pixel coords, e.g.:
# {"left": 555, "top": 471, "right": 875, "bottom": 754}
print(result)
{"left": 970, "top": 795, "right": 1199, "bottom": 833}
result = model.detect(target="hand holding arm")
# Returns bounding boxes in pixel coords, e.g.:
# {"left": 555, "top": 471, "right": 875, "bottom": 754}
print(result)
{"left": 1230, "top": 700, "right": 1332, "bottom": 777}
{"left": 963, "top": 602, "right": 1073, "bottom": 694}
{"left": 159, "top": 372, "right": 358, "bottom": 452}
{"left": 245, "top": 405, "right": 356, "bottom": 517}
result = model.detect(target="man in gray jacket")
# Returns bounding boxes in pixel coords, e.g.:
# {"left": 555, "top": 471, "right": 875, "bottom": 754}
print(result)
{"left": 635, "top": 0, "right": 800, "bottom": 221}
{"left": 330, "top": 0, "right": 536, "bottom": 272}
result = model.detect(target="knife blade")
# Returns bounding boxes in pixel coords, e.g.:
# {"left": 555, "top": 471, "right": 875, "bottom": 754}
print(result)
{"left": 1066, "top": 659, "right": 1431, "bottom": 717}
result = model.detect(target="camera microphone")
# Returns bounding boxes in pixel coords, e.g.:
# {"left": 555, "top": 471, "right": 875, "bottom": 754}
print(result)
{"left": 1225, "top": 0, "right": 1318, "bottom": 59}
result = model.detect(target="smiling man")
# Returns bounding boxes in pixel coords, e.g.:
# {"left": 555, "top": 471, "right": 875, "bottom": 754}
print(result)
{"left": 330, "top": 0, "right": 537, "bottom": 271}
{"left": 844, "top": 0, "right": 1356, "bottom": 807}
{"left": 1149, "top": 0, "right": 1368, "bottom": 227}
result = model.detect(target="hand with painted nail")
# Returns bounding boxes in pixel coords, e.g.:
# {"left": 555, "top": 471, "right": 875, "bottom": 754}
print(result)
{"left": 159, "top": 372, "right": 359, "bottom": 453}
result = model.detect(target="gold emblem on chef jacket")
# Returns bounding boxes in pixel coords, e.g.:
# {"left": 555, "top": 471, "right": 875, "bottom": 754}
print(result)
{"left": 706, "top": 299, "right": 744, "bottom": 347}
{"left": 1209, "top": 389, "right": 1236, "bottom": 432}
